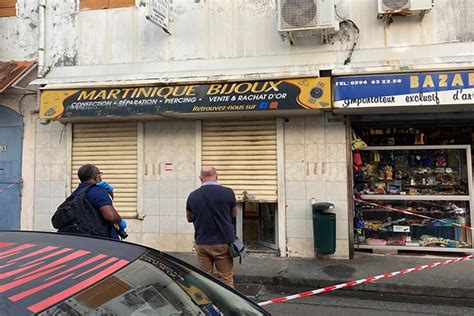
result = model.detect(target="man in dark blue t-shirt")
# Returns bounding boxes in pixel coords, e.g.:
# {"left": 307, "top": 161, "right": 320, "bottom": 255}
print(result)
{"left": 186, "top": 166, "right": 237, "bottom": 288}
{"left": 72, "top": 164, "right": 126, "bottom": 239}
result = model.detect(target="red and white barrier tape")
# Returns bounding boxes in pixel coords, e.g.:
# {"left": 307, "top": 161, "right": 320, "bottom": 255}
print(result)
{"left": 258, "top": 254, "right": 473, "bottom": 306}
{"left": 353, "top": 197, "right": 474, "bottom": 231}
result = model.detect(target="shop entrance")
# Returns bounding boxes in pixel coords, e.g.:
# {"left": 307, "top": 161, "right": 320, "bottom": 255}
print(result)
{"left": 242, "top": 202, "right": 278, "bottom": 251}
{"left": 201, "top": 119, "right": 279, "bottom": 253}
{"left": 351, "top": 120, "right": 474, "bottom": 253}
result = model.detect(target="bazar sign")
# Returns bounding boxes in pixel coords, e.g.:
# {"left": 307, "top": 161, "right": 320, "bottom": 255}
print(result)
{"left": 39, "top": 77, "right": 331, "bottom": 119}
{"left": 334, "top": 71, "right": 474, "bottom": 109}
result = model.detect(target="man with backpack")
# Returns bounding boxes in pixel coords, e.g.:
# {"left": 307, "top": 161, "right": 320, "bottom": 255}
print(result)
{"left": 52, "top": 164, "right": 127, "bottom": 240}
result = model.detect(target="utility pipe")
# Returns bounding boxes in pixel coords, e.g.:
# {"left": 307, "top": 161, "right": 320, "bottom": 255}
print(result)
{"left": 38, "top": 0, "right": 46, "bottom": 78}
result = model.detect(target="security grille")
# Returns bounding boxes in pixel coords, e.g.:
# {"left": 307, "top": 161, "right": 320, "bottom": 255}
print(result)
{"left": 71, "top": 122, "right": 138, "bottom": 218}
{"left": 201, "top": 120, "right": 278, "bottom": 202}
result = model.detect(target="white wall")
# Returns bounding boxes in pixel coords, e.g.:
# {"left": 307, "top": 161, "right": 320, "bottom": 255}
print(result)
{"left": 137, "top": 120, "right": 197, "bottom": 251}
{"left": 33, "top": 120, "right": 68, "bottom": 231}
{"left": 284, "top": 113, "right": 349, "bottom": 258}
{"left": 0, "top": 0, "right": 38, "bottom": 60}
{"left": 13, "top": 0, "right": 470, "bottom": 82}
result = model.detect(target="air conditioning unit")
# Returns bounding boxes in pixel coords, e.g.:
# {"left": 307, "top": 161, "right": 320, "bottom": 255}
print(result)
{"left": 278, "top": 0, "right": 338, "bottom": 34}
{"left": 378, "top": 0, "right": 433, "bottom": 15}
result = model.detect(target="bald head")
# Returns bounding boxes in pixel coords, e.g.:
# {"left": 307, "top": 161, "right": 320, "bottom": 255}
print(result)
{"left": 200, "top": 166, "right": 218, "bottom": 183}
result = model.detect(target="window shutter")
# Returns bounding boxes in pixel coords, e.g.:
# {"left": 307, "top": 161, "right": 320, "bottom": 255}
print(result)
{"left": 108, "top": 0, "right": 135, "bottom": 8}
{"left": 202, "top": 120, "right": 278, "bottom": 202}
{"left": 71, "top": 122, "right": 138, "bottom": 218}
{"left": 80, "top": 0, "right": 108, "bottom": 10}
{"left": 0, "top": 0, "right": 16, "bottom": 17}
{"left": 80, "top": 0, "right": 135, "bottom": 10}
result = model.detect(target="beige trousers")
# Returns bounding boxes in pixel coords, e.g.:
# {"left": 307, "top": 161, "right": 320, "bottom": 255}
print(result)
{"left": 195, "top": 243, "right": 234, "bottom": 288}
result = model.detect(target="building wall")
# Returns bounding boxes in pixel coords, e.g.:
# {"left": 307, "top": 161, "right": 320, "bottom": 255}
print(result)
{"left": 2, "top": 0, "right": 471, "bottom": 73}
{"left": 284, "top": 113, "right": 349, "bottom": 258}
{"left": 0, "top": 0, "right": 39, "bottom": 231}
{"left": 137, "top": 120, "right": 197, "bottom": 251}
{"left": 32, "top": 120, "right": 198, "bottom": 253}
{"left": 17, "top": 0, "right": 471, "bottom": 81}
{"left": 0, "top": 0, "right": 38, "bottom": 60}
{"left": 31, "top": 116, "right": 350, "bottom": 258}
{"left": 5, "top": 0, "right": 470, "bottom": 258}
{"left": 33, "top": 120, "right": 68, "bottom": 231}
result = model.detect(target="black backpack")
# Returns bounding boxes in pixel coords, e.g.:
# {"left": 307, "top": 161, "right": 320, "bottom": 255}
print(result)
{"left": 51, "top": 184, "right": 111, "bottom": 238}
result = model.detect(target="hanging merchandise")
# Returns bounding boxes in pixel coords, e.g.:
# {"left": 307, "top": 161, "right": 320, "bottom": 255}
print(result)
{"left": 352, "top": 132, "right": 367, "bottom": 150}
{"left": 353, "top": 151, "right": 363, "bottom": 166}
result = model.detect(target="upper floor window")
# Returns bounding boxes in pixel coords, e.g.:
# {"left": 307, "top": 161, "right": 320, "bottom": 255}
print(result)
{"left": 0, "top": 0, "right": 16, "bottom": 17}
{"left": 80, "top": 0, "right": 135, "bottom": 11}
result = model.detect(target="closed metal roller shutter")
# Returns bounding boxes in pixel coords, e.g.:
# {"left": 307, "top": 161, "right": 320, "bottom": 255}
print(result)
{"left": 202, "top": 120, "right": 278, "bottom": 202}
{"left": 71, "top": 122, "right": 138, "bottom": 218}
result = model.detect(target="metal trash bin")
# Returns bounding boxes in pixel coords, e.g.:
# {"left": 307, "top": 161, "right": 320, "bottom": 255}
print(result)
{"left": 312, "top": 202, "right": 336, "bottom": 255}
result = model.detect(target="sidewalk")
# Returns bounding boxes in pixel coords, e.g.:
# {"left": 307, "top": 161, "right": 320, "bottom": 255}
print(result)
{"left": 169, "top": 251, "right": 474, "bottom": 300}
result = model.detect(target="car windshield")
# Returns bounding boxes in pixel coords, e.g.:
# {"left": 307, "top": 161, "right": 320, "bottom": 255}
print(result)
{"left": 40, "top": 250, "right": 268, "bottom": 315}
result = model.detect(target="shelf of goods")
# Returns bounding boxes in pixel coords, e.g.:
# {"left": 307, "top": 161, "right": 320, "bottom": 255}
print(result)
{"left": 353, "top": 145, "right": 473, "bottom": 252}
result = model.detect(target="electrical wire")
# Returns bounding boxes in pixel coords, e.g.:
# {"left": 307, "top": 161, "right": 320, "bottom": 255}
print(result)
{"left": 59, "top": 122, "right": 67, "bottom": 144}
{"left": 335, "top": 6, "right": 360, "bottom": 65}
{"left": 18, "top": 93, "right": 36, "bottom": 117}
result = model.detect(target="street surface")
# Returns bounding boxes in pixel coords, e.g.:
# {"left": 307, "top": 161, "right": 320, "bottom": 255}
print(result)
{"left": 250, "top": 285, "right": 474, "bottom": 315}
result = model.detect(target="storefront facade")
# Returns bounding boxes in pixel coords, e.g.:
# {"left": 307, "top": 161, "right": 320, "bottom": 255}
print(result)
{"left": 37, "top": 77, "right": 352, "bottom": 259}
{"left": 334, "top": 70, "right": 474, "bottom": 253}
{"left": 6, "top": 0, "right": 470, "bottom": 259}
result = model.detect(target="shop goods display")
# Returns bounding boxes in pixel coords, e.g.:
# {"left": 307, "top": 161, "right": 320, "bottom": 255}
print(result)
{"left": 353, "top": 147, "right": 469, "bottom": 197}
{"left": 354, "top": 199, "right": 471, "bottom": 248}
{"left": 355, "top": 127, "right": 473, "bottom": 148}
{"left": 353, "top": 145, "right": 472, "bottom": 249}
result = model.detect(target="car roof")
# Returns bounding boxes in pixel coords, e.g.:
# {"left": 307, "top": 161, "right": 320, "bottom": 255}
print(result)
{"left": 0, "top": 230, "right": 148, "bottom": 315}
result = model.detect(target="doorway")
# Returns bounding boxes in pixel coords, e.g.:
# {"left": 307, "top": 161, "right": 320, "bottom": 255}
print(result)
{"left": 0, "top": 106, "right": 23, "bottom": 229}
{"left": 242, "top": 202, "right": 278, "bottom": 251}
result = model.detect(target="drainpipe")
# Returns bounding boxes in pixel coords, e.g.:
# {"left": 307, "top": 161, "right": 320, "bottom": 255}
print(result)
{"left": 38, "top": 0, "right": 46, "bottom": 78}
